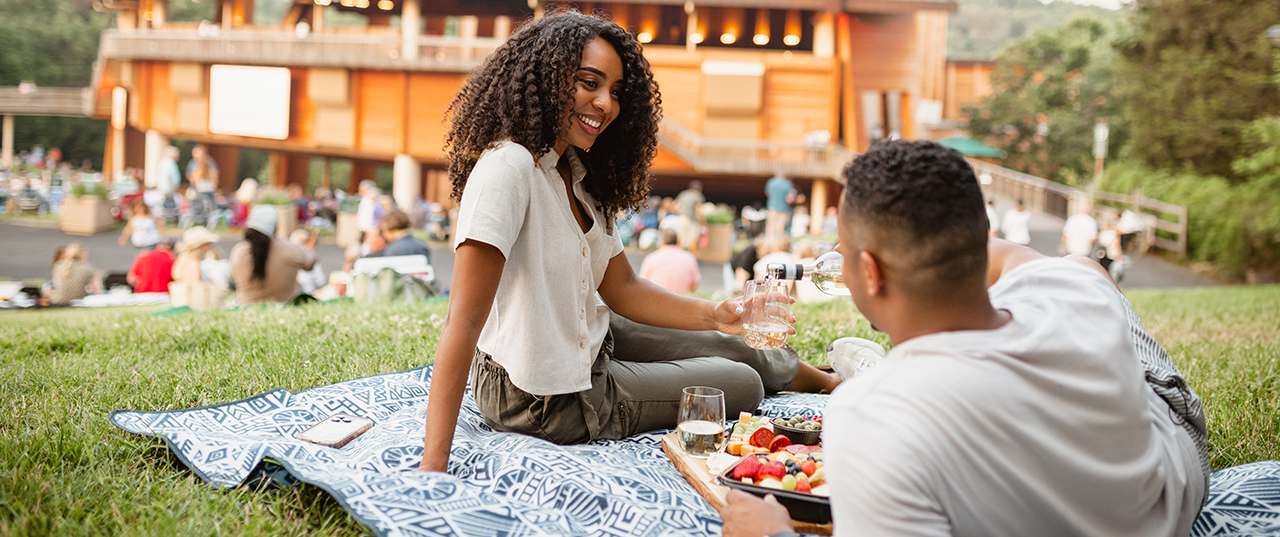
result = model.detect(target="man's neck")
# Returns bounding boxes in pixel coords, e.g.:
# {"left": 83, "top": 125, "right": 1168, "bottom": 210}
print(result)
{"left": 383, "top": 230, "right": 408, "bottom": 243}
{"left": 881, "top": 293, "right": 1010, "bottom": 346}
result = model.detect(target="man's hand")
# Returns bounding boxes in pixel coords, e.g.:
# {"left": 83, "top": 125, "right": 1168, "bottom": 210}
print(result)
{"left": 720, "top": 489, "right": 795, "bottom": 537}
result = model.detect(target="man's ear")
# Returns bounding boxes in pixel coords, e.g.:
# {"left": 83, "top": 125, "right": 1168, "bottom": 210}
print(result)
{"left": 860, "top": 250, "right": 885, "bottom": 297}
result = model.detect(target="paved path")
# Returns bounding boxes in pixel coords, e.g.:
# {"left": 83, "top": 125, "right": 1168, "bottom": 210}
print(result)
{"left": 0, "top": 215, "right": 1217, "bottom": 293}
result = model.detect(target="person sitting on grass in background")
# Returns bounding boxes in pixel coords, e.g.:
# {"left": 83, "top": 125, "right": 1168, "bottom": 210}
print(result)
{"left": 127, "top": 239, "right": 176, "bottom": 293}
{"left": 637, "top": 227, "right": 701, "bottom": 294}
{"left": 719, "top": 140, "right": 1207, "bottom": 537}
{"left": 40, "top": 245, "right": 67, "bottom": 300}
{"left": 379, "top": 209, "right": 432, "bottom": 262}
{"left": 289, "top": 229, "right": 326, "bottom": 295}
{"left": 418, "top": 11, "right": 840, "bottom": 474}
{"left": 172, "top": 226, "right": 219, "bottom": 284}
{"left": 230, "top": 205, "right": 316, "bottom": 304}
{"left": 49, "top": 243, "right": 103, "bottom": 305}
{"left": 118, "top": 198, "right": 162, "bottom": 250}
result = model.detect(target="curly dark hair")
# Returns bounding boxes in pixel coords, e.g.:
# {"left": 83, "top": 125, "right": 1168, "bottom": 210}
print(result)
{"left": 443, "top": 10, "right": 662, "bottom": 224}
{"left": 841, "top": 140, "right": 988, "bottom": 300}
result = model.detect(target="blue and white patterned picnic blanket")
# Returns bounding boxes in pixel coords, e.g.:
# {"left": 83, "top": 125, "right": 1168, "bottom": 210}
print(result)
{"left": 111, "top": 365, "right": 1280, "bottom": 536}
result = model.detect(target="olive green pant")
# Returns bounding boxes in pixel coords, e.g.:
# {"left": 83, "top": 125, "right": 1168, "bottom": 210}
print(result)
{"left": 470, "top": 312, "right": 800, "bottom": 445}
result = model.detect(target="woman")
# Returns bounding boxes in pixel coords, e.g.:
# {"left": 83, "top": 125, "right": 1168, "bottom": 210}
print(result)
{"left": 49, "top": 243, "right": 102, "bottom": 305}
{"left": 229, "top": 205, "right": 316, "bottom": 304}
{"left": 173, "top": 226, "right": 219, "bottom": 283}
{"left": 419, "top": 12, "right": 838, "bottom": 473}
{"left": 171, "top": 226, "right": 225, "bottom": 309}
{"left": 118, "top": 198, "right": 162, "bottom": 250}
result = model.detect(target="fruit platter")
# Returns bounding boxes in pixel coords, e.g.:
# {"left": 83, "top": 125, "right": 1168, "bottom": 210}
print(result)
{"left": 717, "top": 450, "right": 831, "bottom": 523}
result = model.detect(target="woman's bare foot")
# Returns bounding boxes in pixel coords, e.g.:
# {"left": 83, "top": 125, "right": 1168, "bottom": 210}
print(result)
{"left": 784, "top": 362, "right": 842, "bottom": 394}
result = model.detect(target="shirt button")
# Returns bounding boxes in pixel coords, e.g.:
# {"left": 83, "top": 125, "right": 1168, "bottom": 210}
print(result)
{"left": 582, "top": 246, "right": 587, "bottom": 257}
{"left": 580, "top": 308, "right": 585, "bottom": 320}
{"left": 582, "top": 280, "right": 588, "bottom": 291}
{"left": 579, "top": 338, "right": 587, "bottom": 349}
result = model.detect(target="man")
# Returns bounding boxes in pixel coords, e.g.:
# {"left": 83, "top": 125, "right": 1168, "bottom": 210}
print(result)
{"left": 675, "top": 180, "right": 705, "bottom": 254}
{"left": 127, "top": 240, "right": 176, "bottom": 293}
{"left": 380, "top": 209, "right": 432, "bottom": 262}
{"left": 1061, "top": 202, "right": 1100, "bottom": 257}
{"left": 764, "top": 173, "right": 795, "bottom": 238}
{"left": 156, "top": 146, "right": 182, "bottom": 224}
{"left": 637, "top": 228, "right": 701, "bottom": 294}
{"left": 1000, "top": 199, "right": 1032, "bottom": 245}
{"left": 720, "top": 141, "right": 1206, "bottom": 537}
{"left": 355, "top": 179, "right": 382, "bottom": 237}
{"left": 157, "top": 146, "right": 181, "bottom": 196}
{"left": 185, "top": 144, "right": 220, "bottom": 194}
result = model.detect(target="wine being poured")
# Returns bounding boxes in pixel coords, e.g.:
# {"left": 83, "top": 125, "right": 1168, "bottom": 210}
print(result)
{"left": 765, "top": 250, "right": 849, "bottom": 296}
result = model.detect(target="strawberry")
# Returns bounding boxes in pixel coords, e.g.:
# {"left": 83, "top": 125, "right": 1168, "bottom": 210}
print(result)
{"left": 794, "top": 477, "right": 812, "bottom": 493}
{"left": 733, "top": 456, "right": 763, "bottom": 480}
{"left": 759, "top": 460, "right": 786, "bottom": 480}
{"left": 800, "top": 459, "right": 817, "bottom": 477}
{"left": 749, "top": 427, "right": 775, "bottom": 448}
{"left": 768, "top": 435, "right": 792, "bottom": 453}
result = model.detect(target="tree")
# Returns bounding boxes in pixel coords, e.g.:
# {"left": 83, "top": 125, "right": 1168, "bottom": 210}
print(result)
{"left": 0, "top": 0, "right": 114, "bottom": 169}
{"left": 1115, "top": 0, "right": 1280, "bottom": 180}
{"left": 964, "top": 17, "right": 1125, "bottom": 184}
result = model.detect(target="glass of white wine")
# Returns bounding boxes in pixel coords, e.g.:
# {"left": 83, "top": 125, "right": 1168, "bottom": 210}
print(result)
{"left": 742, "top": 279, "right": 792, "bottom": 350}
{"left": 677, "top": 386, "right": 726, "bottom": 458}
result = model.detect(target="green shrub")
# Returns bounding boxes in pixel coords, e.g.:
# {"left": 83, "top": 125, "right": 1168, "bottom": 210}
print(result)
{"left": 254, "top": 188, "right": 291, "bottom": 206}
{"left": 68, "top": 182, "right": 109, "bottom": 200}
{"left": 704, "top": 205, "right": 736, "bottom": 225}
{"left": 1100, "top": 160, "right": 1278, "bottom": 281}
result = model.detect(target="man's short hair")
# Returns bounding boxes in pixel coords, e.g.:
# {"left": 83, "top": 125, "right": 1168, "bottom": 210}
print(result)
{"left": 661, "top": 227, "right": 679, "bottom": 246}
{"left": 840, "top": 140, "right": 988, "bottom": 301}
{"left": 380, "top": 210, "right": 411, "bottom": 233}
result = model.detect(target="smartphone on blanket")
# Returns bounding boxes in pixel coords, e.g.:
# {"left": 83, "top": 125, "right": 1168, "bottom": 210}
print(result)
{"left": 297, "top": 413, "right": 373, "bottom": 448}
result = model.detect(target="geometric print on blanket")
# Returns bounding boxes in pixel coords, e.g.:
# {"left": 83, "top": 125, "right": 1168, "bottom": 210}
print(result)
{"left": 111, "top": 366, "right": 1280, "bottom": 537}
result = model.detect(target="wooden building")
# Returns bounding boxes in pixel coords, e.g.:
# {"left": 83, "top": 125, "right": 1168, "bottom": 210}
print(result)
{"left": 90, "top": 0, "right": 960, "bottom": 232}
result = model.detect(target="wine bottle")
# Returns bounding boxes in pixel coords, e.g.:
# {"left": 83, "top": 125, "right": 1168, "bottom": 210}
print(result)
{"left": 765, "top": 250, "right": 849, "bottom": 296}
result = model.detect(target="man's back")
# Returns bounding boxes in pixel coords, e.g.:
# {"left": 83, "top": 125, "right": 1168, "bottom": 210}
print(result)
{"left": 383, "top": 234, "right": 433, "bottom": 263}
{"left": 132, "top": 249, "right": 175, "bottom": 293}
{"left": 765, "top": 177, "right": 793, "bottom": 212}
{"left": 1063, "top": 214, "right": 1099, "bottom": 256}
{"left": 637, "top": 245, "right": 700, "bottom": 294}
{"left": 825, "top": 259, "right": 1204, "bottom": 537}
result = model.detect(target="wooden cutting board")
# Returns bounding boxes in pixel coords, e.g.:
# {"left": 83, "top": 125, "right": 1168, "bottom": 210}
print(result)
{"left": 661, "top": 433, "right": 834, "bottom": 535}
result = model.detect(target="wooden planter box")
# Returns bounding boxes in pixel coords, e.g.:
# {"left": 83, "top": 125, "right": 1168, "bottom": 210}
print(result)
{"left": 696, "top": 223, "right": 735, "bottom": 264}
{"left": 60, "top": 196, "right": 116, "bottom": 235}
{"left": 336, "top": 212, "right": 361, "bottom": 248}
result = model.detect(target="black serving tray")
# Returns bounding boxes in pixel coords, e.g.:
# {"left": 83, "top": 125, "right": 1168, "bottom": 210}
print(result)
{"left": 716, "top": 455, "right": 832, "bottom": 524}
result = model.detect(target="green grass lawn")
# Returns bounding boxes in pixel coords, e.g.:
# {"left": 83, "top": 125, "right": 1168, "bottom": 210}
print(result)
{"left": 1, "top": 287, "right": 1277, "bottom": 535}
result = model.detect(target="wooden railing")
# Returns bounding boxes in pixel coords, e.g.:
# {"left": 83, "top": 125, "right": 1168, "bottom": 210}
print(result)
{"left": 98, "top": 29, "right": 502, "bottom": 72}
{"left": 969, "top": 158, "right": 1086, "bottom": 219}
{"left": 1093, "top": 189, "right": 1188, "bottom": 257}
{"left": 0, "top": 87, "right": 94, "bottom": 118}
{"left": 970, "top": 158, "right": 1188, "bottom": 257}
{"left": 657, "top": 118, "right": 853, "bottom": 182}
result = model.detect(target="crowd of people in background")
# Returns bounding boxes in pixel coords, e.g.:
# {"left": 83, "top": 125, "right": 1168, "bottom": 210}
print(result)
{"left": 4, "top": 141, "right": 1148, "bottom": 306}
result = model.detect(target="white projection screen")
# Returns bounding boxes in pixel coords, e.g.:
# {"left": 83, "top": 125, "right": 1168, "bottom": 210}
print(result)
{"left": 208, "top": 65, "right": 291, "bottom": 140}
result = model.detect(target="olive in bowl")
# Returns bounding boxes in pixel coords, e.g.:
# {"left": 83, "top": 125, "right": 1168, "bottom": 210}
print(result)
{"left": 771, "top": 415, "right": 823, "bottom": 445}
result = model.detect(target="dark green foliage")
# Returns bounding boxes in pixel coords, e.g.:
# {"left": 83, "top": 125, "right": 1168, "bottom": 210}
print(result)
{"left": 965, "top": 17, "right": 1125, "bottom": 185}
{"left": 1115, "top": 0, "right": 1280, "bottom": 179}
{"left": 0, "top": 0, "right": 114, "bottom": 168}
{"left": 947, "top": 0, "right": 1123, "bottom": 61}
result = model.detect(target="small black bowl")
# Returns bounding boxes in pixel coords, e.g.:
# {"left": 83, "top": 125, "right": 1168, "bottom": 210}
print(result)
{"left": 771, "top": 418, "right": 822, "bottom": 445}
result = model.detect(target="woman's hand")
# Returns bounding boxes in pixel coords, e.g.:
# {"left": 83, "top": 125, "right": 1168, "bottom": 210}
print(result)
{"left": 711, "top": 293, "right": 796, "bottom": 336}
